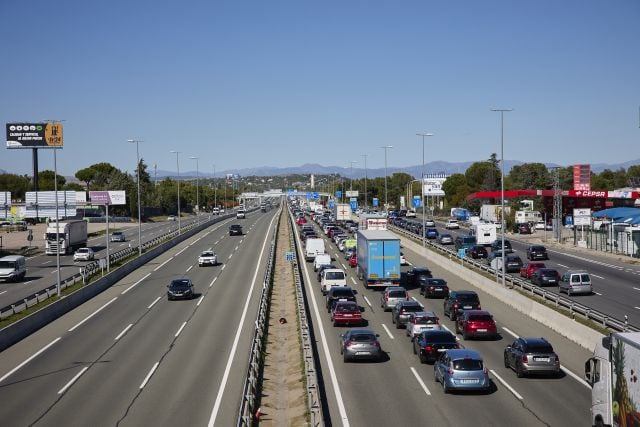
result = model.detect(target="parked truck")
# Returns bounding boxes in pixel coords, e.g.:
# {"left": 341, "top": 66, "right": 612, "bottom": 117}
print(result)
{"left": 356, "top": 229, "right": 401, "bottom": 288}
{"left": 470, "top": 223, "right": 498, "bottom": 246}
{"left": 45, "top": 220, "right": 88, "bottom": 255}
{"left": 585, "top": 332, "right": 640, "bottom": 427}
{"left": 480, "top": 204, "right": 511, "bottom": 224}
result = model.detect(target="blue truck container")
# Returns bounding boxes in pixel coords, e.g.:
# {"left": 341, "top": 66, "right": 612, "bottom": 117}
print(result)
{"left": 356, "top": 229, "right": 401, "bottom": 288}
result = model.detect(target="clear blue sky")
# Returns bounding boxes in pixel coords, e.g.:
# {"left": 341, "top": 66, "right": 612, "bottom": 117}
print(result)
{"left": 1, "top": 0, "right": 639, "bottom": 177}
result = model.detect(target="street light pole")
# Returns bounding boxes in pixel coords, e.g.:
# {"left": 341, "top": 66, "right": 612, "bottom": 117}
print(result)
{"left": 380, "top": 145, "right": 393, "bottom": 211}
{"left": 128, "top": 139, "right": 143, "bottom": 256}
{"left": 190, "top": 156, "right": 200, "bottom": 224}
{"left": 362, "top": 154, "right": 368, "bottom": 210}
{"left": 491, "top": 108, "right": 513, "bottom": 287}
{"left": 417, "top": 133, "right": 434, "bottom": 247}
{"left": 44, "top": 119, "right": 64, "bottom": 297}
{"left": 170, "top": 150, "right": 182, "bottom": 234}
{"left": 212, "top": 164, "right": 217, "bottom": 211}
{"left": 349, "top": 160, "right": 357, "bottom": 192}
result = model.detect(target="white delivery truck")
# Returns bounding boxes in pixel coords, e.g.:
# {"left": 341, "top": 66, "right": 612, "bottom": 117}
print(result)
{"left": 305, "top": 238, "right": 326, "bottom": 262}
{"left": 470, "top": 223, "right": 497, "bottom": 246}
{"left": 586, "top": 332, "right": 640, "bottom": 427}
{"left": 480, "top": 204, "right": 511, "bottom": 224}
{"left": 334, "top": 203, "right": 352, "bottom": 222}
{"left": 45, "top": 220, "right": 88, "bottom": 255}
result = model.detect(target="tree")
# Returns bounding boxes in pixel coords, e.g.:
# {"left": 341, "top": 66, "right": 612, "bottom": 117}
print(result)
{"left": 0, "top": 173, "right": 31, "bottom": 200}
{"left": 38, "top": 170, "right": 65, "bottom": 191}
{"left": 75, "top": 167, "right": 96, "bottom": 190}
{"left": 441, "top": 173, "right": 470, "bottom": 208}
{"left": 507, "top": 163, "right": 550, "bottom": 190}
{"left": 465, "top": 158, "right": 501, "bottom": 192}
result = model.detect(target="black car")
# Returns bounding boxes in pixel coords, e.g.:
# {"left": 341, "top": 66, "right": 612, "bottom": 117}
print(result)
{"left": 167, "top": 278, "right": 195, "bottom": 300}
{"left": 443, "top": 290, "right": 481, "bottom": 320}
{"left": 406, "top": 267, "right": 433, "bottom": 287}
{"left": 516, "top": 223, "right": 532, "bottom": 234}
{"left": 490, "top": 239, "right": 513, "bottom": 253}
{"left": 468, "top": 245, "right": 488, "bottom": 259}
{"left": 317, "top": 264, "right": 337, "bottom": 282}
{"left": 504, "top": 255, "right": 523, "bottom": 273}
{"left": 526, "top": 245, "right": 549, "bottom": 260}
{"left": 419, "top": 278, "right": 449, "bottom": 298}
{"left": 391, "top": 301, "right": 424, "bottom": 329}
{"left": 326, "top": 286, "right": 358, "bottom": 312}
{"left": 413, "top": 330, "right": 459, "bottom": 364}
{"left": 531, "top": 268, "right": 560, "bottom": 286}
{"left": 229, "top": 224, "right": 243, "bottom": 236}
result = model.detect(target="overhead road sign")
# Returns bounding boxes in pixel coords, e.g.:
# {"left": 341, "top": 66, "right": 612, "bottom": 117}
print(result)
{"left": 346, "top": 191, "right": 359, "bottom": 197}
{"left": 6, "top": 123, "right": 63, "bottom": 148}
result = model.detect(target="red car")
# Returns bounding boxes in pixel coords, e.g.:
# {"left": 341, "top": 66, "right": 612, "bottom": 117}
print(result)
{"left": 519, "top": 262, "right": 546, "bottom": 279}
{"left": 297, "top": 217, "right": 307, "bottom": 226}
{"left": 455, "top": 310, "right": 497, "bottom": 340}
{"left": 349, "top": 254, "right": 357, "bottom": 268}
{"left": 330, "top": 301, "right": 363, "bottom": 326}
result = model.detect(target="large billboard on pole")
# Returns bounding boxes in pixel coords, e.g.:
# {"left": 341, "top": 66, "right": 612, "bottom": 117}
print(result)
{"left": 6, "top": 123, "right": 63, "bottom": 148}
{"left": 89, "top": 191, "right": 127, "bottom": 205}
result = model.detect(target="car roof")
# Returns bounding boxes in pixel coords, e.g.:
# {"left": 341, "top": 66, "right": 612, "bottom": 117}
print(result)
{"left": 385, "top": 286, "right": 406, "bottom": 292}
{"left": 412, "top": 267, "right": 431, "bottom": 272}
{"left": 398, "top": 301, "right": 422, "bottom": 307}
{"left": 329, "top": 286, "right": 354, "bottom": 292}
{"left": 346, "top": 328, "right": 376, "bottom": 335}
{"left": 444, "top": 349, "right": 483, "bottom": 360}
{"left": 519, "top": 337, "right": 550, "bottom": 346}
{"left": 453, "top": 290, "right": 477, "bottom": 296}
{"left": 463, "top": 310, "right": 491, "bottom": 316}
{"left": 171, "top": 278, "right": 191, "bottom": 285}
{"left": 411, "top": 311, "right": 437, "bottom": 317}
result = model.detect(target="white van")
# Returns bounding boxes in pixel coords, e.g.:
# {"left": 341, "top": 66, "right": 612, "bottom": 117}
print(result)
{"left": 313, "top": 253, "right": 332, "bottom": 272}
{"left": 0, "top": 255, "right": 27, "bottom": 282}
{"left": 320, "top": 268, "right": 347, "bottom": 294}
{"left": 236, "top": 209, "right": 246, "bottom": 219}
{"left": 305, "top": 238, "right": 326, "bottom": 262}
{"left": 559, "top": 271, "right": 592, "bottom": 296}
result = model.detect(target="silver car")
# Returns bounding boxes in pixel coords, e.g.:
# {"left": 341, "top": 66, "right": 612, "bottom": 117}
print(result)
{"left": 339, "top": 328, "right": 383, "bottom": 362}
{"left": 380, "top": 286, "right": 409, "bottom": 312}
{"left": 503, "top": 337, "right": 560, "bottom": 377}
{"left": 434, "top": 349, "right": 491, "bottom": 393}
{"left": 405, "top": 311, "right": 441, "bottom": 339}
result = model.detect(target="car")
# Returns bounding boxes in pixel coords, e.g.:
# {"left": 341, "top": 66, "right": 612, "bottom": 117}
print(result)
{"left": 212, "top": 207, "right": 220, "bottom": 215}
{"left": 438, "top": 234, "right": 454, "bottom": 245}
{"left": 0, "top": 255, "right": 27, "bottom": 282}
{"left": 530, "top": 268, "right": 560, "bottom": 286}
{"left": 405, "top": 311, "right": 441, "bottom": 339}
{"left": 445, "top": 219, "right": 460, "bottom": 229}
{"left": 339, "top": 328, "right": 383, "bottom": 362}
{"left": 198, "top": 250, "right": 218, "bottom": 266}
{"left": 406, "top": 209, "right": 417, "bottom": 218}
{"left": 391, "top": 300, "right": 424, "bottom": 329}
{"left": 344, "top": 247, "right": 355, "bottom": 260}
{"left": 325, "top": 286, "right": 357, "bottom": 311}
{"left": 434, "top": 349, "right": 491, "bottom": 393}
{"left": 313, "top": 254, "right": 332, "bottom": 272}
{"left": 419, "top": 278, "right": 449, "bottom": 298}
{"left": 425, "top": 228, "right": 439, "bottom": 239}
{"left": 400, "top": 252, "right": 408, "bottom": 265}
{"left": 468, "top": 245, "right": 488, "bottom": 259}
{"left": 296, "top": 217, "right": 307, "bottom": 226}
{"left": 443, "top": 290, "right": 481, "bottom": 320}
{"left": 229, "top": 224, "right": 243, "bottom": 236}
{"left": 526, "top": 245, "right": 549, "bottom": 260}
{"left": 503, "top": 337, "right": 560, "bottom": 377}
{"left": 455, "top": 235, "right": 477, "bottom": 251}
{"left": 520, "top": 262, "right": 546, "bottom": 279}
{"left": 490, "top": 239, "right": 513, "bottom": 254}
{"left": 236, "top": 209, "right": 246, "bottom": 219}
{"left": 348, "top": 253, "right": 357, "bottom": 268}
{"left": 455, "top": 310, "right": 498, "bottom": 340}
{"left": 413, "top": 330, "right": 459, "bottom": 364}
{"left": 167, "top": 215, "right": 177, "bottom": 221}
{"left": 110, "top": 231, "right": 126, "bottom": 242}
{"left": 534, "top": 221, "right": 553, "bottom": 231}
{"left": 504, "top": 255, "right": 524, "bottom": 273}
{"left": 73, "top": 247, "right": 94, "bottom": 262}
{"left": 516, "top": 223, "right": 532, "bottom": 234}
{"left": 167, "top": 278, "right": 195, "bottom": 300}
{"left": 559, "top": 270, "right": 592, "bottom": 295}
{"left": 331, "top": 301, "right": 363, "bottom": 327}
{"left": 320, "top": 269, "right": 347, "bottom": 294}
{"left": 425, "top": 219, "right": 436, "bottom": 227}
{"left": 380, "top": 286, "right": 410, "bottom": 311}
{"left": 406, "top": 267, "right": 433, "bottom": 287}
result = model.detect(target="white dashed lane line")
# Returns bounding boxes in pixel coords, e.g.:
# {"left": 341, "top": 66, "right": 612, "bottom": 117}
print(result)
{"left": 410, "top": 367, "right": 431, "bottom": 396}
{"left": 148, "top": 296, "right": 161, "bottom": 309}
{"left": 591, "top": 274, "right": 606, "bottom": 280}
{"left": 350, "top": 277, "right": 357, "bottom": 285}
{"left": 381, "top": 324, "right": 394, "bottom": 339}
{"left": 490, "top": 369, "right": 523, "bottom": 400}
{"left": 58, "top": 367, "right": 89, "bottom": 395}
{"left": 139, "top": 362, "right": 160, "bottom": 389}
{"left": 115, "top": 324, "right": 133, "bottom": 341}
{"left": 363, "top": 296, "right": 372, "bottom": 308}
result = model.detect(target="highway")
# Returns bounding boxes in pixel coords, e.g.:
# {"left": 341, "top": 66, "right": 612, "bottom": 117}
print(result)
{"left": 0, "top": 207, "right": 278, "bottom": 426}
{"left": 293, "top": 210, "right": 591, "bottom": 426}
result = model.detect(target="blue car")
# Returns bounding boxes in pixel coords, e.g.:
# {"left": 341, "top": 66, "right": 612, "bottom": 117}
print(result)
{"left": 425, "top": 228, "right": 439, "bottom": 239}
{"left": 434, "top": 349, "right": 491, "bottom": 393}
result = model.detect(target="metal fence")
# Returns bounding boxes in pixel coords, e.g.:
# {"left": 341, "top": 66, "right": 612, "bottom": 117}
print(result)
{"left": 390, "top": 225, "right": 640, "bottom": 333}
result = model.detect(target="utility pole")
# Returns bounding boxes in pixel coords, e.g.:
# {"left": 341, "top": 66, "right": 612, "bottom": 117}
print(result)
{"left": 362, "top": 154, "right": 368, "bottom": 210}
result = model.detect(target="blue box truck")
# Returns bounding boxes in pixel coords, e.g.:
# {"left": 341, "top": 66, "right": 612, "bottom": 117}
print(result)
{"left": 356, "top": 229, "right": 401, "bottom": 288}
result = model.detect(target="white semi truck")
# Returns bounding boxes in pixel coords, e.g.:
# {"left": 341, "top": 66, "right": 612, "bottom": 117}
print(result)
{"left": 585, "top": 332, "right": 640, "bottom": 427}
{"left": 45, "top": 220, "right": 88, "bottom": 255}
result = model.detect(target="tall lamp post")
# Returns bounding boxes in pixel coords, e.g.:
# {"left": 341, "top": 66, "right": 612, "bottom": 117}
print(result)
{"left": 128, "top": 139, "right": 143, "bottom": 256}
{"left": 170, "top": 150, "right": 182, "bottom": 234}
{"left": 380, "top": 145, "right": 393, "bottom": 211}
{"left": 491, "top": 108, "right": 513, "bottom": 287}
{"left": 417, "top": 133, "right": 434, "bottom": 247}
{"left": 190, "top": 156, "right": 200, "bottom": 224}
{"left": 44, "top": 119, "right": 64, "bottom": 297}
{"left": 362, "top": 154, "right": 368, "bottom": 210}
{"left": 349, "top": 160, "right": 357, "bottom": 192}
{"left": 212, "top": 164, "right": 217, "bottom": 211}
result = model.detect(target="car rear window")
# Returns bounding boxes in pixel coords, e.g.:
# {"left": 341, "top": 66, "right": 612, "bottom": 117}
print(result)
{"left": 388, "top": 290, "right": 407, "bottom": 298}
{"left": 336, "top": 303, "right": 358, "bottom": 312}
{"left": 541, "top": 270, "right": 557, "bottom": 277}
{"left": 581, "top": 274, "right": 591, "bottom": 282}
{"left": 453, "top": 359, "right": 483, "bottom": 371}
{"left": 426, "top": 332, "right": 456, "bottom": 343}
{"left": 351, "top": 334, "right": 376, "bottom": 342}
{"left": 429, "top": 279, "right": 446, "bottom": 286}
{"left": 325, "top": 272, "right": 345, "bottom": 280}
{"left": 402, "top": 305, "right": 423, "bottom": 313}
{"left": 332, "top": 289, "right": 354, "bottom": 297}
{"left": 457, "top": 294, "right": 479, "bottom": 302}
{"left": 526, "top": 343, "right": 554, "bottom": 353}
{"left": 415, "top": 317, "right": 438, "bottom": 325}
{"left": 468, "top": 314, "right": 492, "bottom": 322}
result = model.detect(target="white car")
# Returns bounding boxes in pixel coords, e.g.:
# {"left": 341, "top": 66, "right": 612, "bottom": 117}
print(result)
{"left": 73, "top": 247, "right": 95, "bottom": 262}
{"left": 400, "top": 252, "right": 409, "bottom": 265}
{"left": 445, "top": 220, "right": 460, "bottom": 229}
{"left": 198, "top": 250, "right": 218, "bottom": 266}
{"left": 167, "top": 215, "right": 177, "bottom": 221}
{"left": 406, "top": 209, "right": 417, "bottom": 218}
{"left": 405, "top": 311, "right": 442, "bottom": 340}
{"left": 425, "top": 219, "right": 436, "bottom": 227}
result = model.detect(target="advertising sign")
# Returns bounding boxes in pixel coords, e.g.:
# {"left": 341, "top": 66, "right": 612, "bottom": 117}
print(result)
{"left": 423, "top": 174, "right": 448, "bottom": 197}
{"left": 89, "top": 191, "right": 127, "bottom": 205}
{"left": 6, "top": 123, "right": 63, "bottom": 148}
{"left": 573, "top": 208, "right": 591, "bottom": 226}
{"left": 335, "top": 190, "right": 342, "bottom": 199}
{"left": 25, "top": 191, "right": 76, "bottom": 218}
{"left": 328, "top": 200, "right": 335, "bottom": 209}
{"left": 345, "top": 191, "right": 359, "bottom": 198}
{"left": 573, "top": 164, "right": 591, "bottom": 192}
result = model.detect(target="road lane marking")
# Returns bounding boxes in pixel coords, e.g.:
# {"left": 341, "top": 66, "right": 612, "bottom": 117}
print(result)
{"left": 186, "top": 265, "right": 193, "bottom": 272}
{"left": 235, "top": 246, "right": 239, "bottom": 251}
{"left": 121, "top": 273, "right": 150, "bottom": 295}
{"left": 228, "top": 254, "right": 233, "bottom": 260}
{"left": 175, "top": 321, "right": 187, "bottom": 337}
{"left": 490, "top": 369, "right": 523, "bottom": 400}
{"left": 557, "top": 264, "right": 570, "bottom": 269}
{"left": 441, "top": 324, "right": 460, "bottom": 341}
{"left": 69, "top": 297, "right": 118, "bottom": 332}
{"left": 591, "top": 274, "right": 605, "bottom": 280}
{"left": 0, "top": 337, "right": 62, "bottom": 384}
{"left": 154, "top": 258, "right": 172, "bottom": 271}
{"left": 139, "top": 362, "right": 160, "bottom": 389}
{"left": 594, "top": 291, "right": 603, "bottom": 296}
{"left": 175, "top": 247, "right": 188, "bottom": 256}
{"left": 501, "top": 327, "right": 519, "bottom": 339}
{"left": 410, "top": 367, "right": 431, "bottom": 396}
{"left": 43, "top": 260, "right": 52, "bottom": 265}
{"left": 0, "top": 290, "right": 6, "bottom": 295}
{"left": 561, "top": 366, "right": 591, "bottom": 388}
{"left": 381, "top": 324, "right": 394, "bottom": 339}
{"left": 148, "top": 296, "right": 161, "bottom": 309}
{"left": 634, "top": 287, "right": 640, "bottom": 291}
{"left": 215, "top": 240, "right": 220, "bottom": 245}
{"left": 363, "top": 296, "right": 372, "bottom": 308}
{"left": 209, "top": 277, "right": 218, "bottom": 288}
{"left": 115, "top": 324, "right": 133, "bottom": 341}
{"left": 341, "top": 263, "right": 347, "bottom": 269}
{"left": 350, "top": 277, "right": 357, "bottom": 285}
{"left": 221, "top": 264, "right": 226, "bottom": 270}
{"left": 58, "top": 367, "right": 89, "bottom": 395}
{"left": 197, "top": 295, "right": 205, "bottom": 306}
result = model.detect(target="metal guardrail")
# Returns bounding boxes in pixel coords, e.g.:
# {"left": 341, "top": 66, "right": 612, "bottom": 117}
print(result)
{"left": 390, "top": 224, "right": 640, "bottom": 333}
{"left": 236, "top": 208, "right": 281, "bottom": 426}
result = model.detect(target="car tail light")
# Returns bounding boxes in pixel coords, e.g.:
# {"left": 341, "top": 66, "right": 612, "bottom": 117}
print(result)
{"left": 453, "top": 303, "right": 459, "bottom": 309}
{"left": 429, "top": 286, "right": 434, "bottom": 291}
{"left": 521, "top": 354, "right": 528, "bottom": 363}
{"left": 483, "top": 367, "right": 488, "bottom": 375}
{"left": 477, "top": 304, "right": 481, "bottom": 309}
{"left": 385, "top": 294, "right": 389, "bottom": 301}
{"left": 345, "top": 341, "right": 354, "bottom": 347}
{"left": 425, "top": 345, "right": 433, "bottom": 352}
{"left": 448, "top": 368, "right": 455, "bottom": 375}
{"left": 555, "top": 354, "right": 560, "bottom": 364}
{"left": 372, "top": 341, "right": 380, "bottom": 347}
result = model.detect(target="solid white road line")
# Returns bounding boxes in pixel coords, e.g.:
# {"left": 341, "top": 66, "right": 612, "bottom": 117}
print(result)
{"left": 121, "top": 273, "right": 151, "bottom": 295}
{"left": 363, "top": 296, "right": 372, "bottom": 308}
{"left": 139, "top": 362, "right": 160, "bottom": 389}
{"left": 207, "top": 211, "right": 278, "bottom": 427}
{"left": 209, "top": 277, "right": 218, "bottom": 288}
{"left": 115, "top": 324, "right": 133, "bottom": 341}
{"left": 186, "top": 265, "right": 193, "bottom": 273}
{"left": 174, "top": 321, "right": 187, "bottom": 338}
{"left": 58, "top": 366, "right": 89, "bottom": 395}
{"left": 68, "top": 297, "right": 118, "bottom": 332}
{"left": 148, "top": 296, "right": 162, "bottom": 309}
{"left": 410, "top": 367, "right": 431, "bottom": 396}
{"left": 174, "top": 247, "right": 188, "bottom": 257}
{"left": 490, "top": 369, "right": 523, "bottom": 400}
{"left": 0, "top": 337, "right": 62, "bottom": 384}
{"left": 197, "top": 295, "right": 204, "bottom": 306}
{"left": 381, "top": 324, "right": 394, "bottom": 339}
{"left": 221, "top": 264, "right": 226, "bottom": 270}
{"left": 153, "top": 258, "right": 172, "bottom": 272}
{"left": 501, "top": 327, "right": 519, "bottom": 339}
{"left": 561, "top": 366, "right": 591, "bottom": 388}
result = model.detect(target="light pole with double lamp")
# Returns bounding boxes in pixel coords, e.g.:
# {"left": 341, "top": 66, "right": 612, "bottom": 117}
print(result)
{"left": 170, "top": 150, "right": 182, "bottom": 234}
{"left": 128, "top": 139, "right": 143, "bottom": 256}
{"left": 417, "top": 132, "right": 434, "bottom": 247}
{"left": 212, "top": 164, "right": 217, "bottom": 211}
{"left": 491, "top": 108, "right": 513, "bottom": 287}
{"left": 362, "top": 154, "right": 368, "bottom": 210}
{"left": 190, "top": 156, "right": 200, "bottom": 224}
{"left": 380, "top": 145, "right": 393, "bottom": 211}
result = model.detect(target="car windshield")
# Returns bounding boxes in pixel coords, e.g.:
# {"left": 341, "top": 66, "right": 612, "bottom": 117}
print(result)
{"left": 540, "top": 270, "right": 557, "bottom": 277}
{"left": 468, "top": 314, "right": 492, "bottom": 321}
{"left": 171, "top": 280, "right": 190, "bottom": 287}
{"left": 325, "top": 272, "right": 345, "bottom": 280}
{"left": 0, "top": 261, "right": 16, "bottom": 268}
{"left": 452, "top": 358, "right": 483, "bottom": 371}
{"left": 201, "top": 252, "right": 214, "bottom": 257}
{"left": 462, "top": 237, "right": 475, "bottom": 244}
{"left": 526, "top": 343, "right": 554, "bottom": 353}
{"left": 77, "top": 249, "right": 89, "bottom": 253}
{"left": 336, "top": 303, "right": 358, "bottom": 312}
{"left": 332, "top": 289, "right": 353, "bottom": 297}
{"left": 350, "top": 334, "right": 376, "bottom": 342}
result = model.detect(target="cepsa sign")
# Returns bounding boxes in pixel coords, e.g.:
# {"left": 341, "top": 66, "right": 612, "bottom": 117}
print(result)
{"left": 6, "top": 123, "right": 63, "bottom": 148}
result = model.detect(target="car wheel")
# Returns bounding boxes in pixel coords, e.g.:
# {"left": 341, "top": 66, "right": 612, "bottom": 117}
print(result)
{"left": 503, "top": 354, "right": 510, "bottom": 369}
{"left": 412, "top": 343, "right": 417, "bottom": 355}
{"left": 443, "top": 381, "right": 450, "bottom": 394}
{"left": 333, "top": 320, "right": 338, "bottom": 327}
{"left": 434, "top": 369, "right": 439, "bottom": 383}
{"left": 396, "top": 321, "right": 402, "bottom": 330}
{"left": 406, "top": 328, "right": 410, "bottom": 337}
{"left": 516, "top": 362, "right": 525, "bottom": 378}
{"left": 343, "top": 353, "right": 350, "bottom": 363}
{"left": 462, "top": 330, "right": 468, "bottom": 341}
{"left": 391, "top": 316, "right": 395, "bottom": 324}
{"left": 449, "top": 311, "right": 456, "bottom": 321}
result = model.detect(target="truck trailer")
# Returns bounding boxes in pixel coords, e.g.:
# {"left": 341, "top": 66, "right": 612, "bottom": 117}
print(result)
{"left": 586, "top": 332, "right": 640, "bottom": 427}
{"left": 356, "top": 229, "right": 401, "bottom": 288}
{"left": 334, "top": 203, "right": 352, "bottom": 222}
{"left": 470, "top": 223, "right": 498, "bottom": 246}
{"left": 480, "top": 204, "right": 511, "bottom": 224}
{"left": 45, "top": 220, "right": 88, "bottom": 255}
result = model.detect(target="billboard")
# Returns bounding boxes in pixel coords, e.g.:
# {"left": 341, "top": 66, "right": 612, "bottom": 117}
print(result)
{"left": 25, "top": 191, "right": 76, "bottom": 218}
{"left": 345, "top": 191, "right": 359, "bottom": 197}
{"left": 6, "top": 123, "right": 63, "bottom": 148}
{"left": 89, "top": 191, "right": 127, "bottom": 205}
{"left": 1, "top": 192, "right": 10, "bottom": 219}
{"left": 573, "top": 164, "right": 591, "bottom": 191}
{"left": 423, "top": 174, "right": 448, "bottom": 197}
